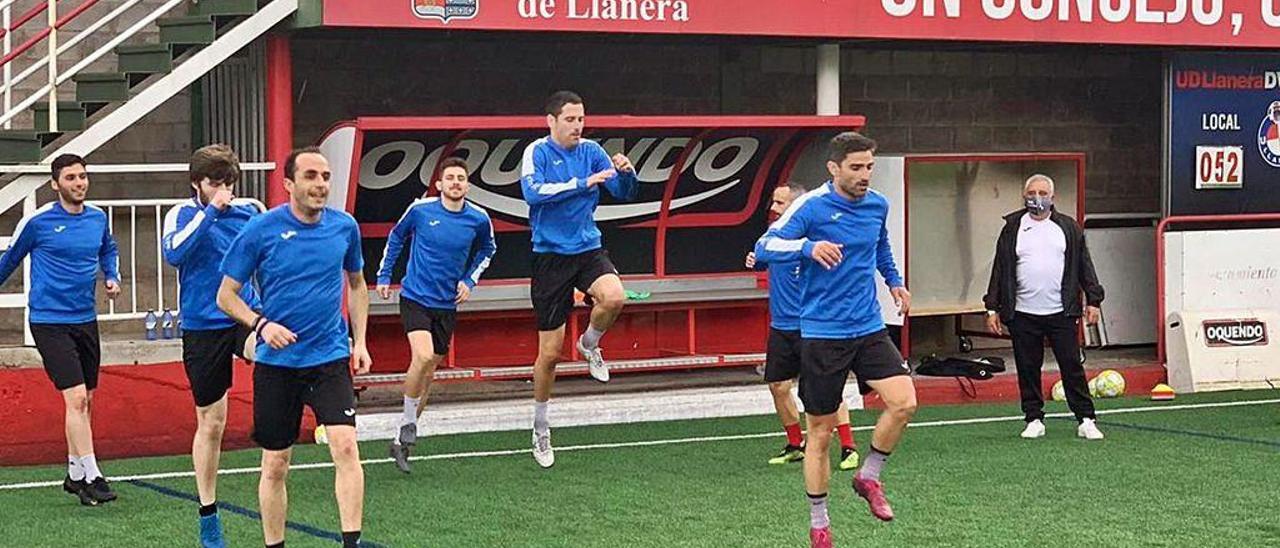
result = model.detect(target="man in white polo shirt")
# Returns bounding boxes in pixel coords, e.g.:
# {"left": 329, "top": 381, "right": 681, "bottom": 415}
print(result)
{"left": 982, "top": 174, "right": 1106, "bottom": 440}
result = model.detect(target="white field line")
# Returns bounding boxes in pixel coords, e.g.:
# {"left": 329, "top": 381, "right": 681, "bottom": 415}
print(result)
{"left": 1, "top": 398, "right": 1276, "bottom": 491}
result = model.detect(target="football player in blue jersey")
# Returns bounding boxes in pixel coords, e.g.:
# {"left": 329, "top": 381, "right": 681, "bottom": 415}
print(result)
{"left": 0, "top": 153, "right": 121, "bottom": 506}
{"left": 162, "top": 144, "right": 261, "bottom": 547}
{"left": 520, "top": 91, "right": 638, "bottom": 468}
{"left": 377, "top": 156, "right": 496, "bottom": 474}
{"left": 217, "top": 148, "right": 371, "bottom": 548}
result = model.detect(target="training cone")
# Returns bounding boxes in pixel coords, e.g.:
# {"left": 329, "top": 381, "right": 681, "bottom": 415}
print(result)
{"left": 1150, "top": 383, "right": 1176, "bottom": 401}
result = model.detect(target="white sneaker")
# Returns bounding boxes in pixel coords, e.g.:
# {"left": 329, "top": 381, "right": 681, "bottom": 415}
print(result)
{"left": 1077, "top": 418, "right": 1104, "bottom": 440}
{"left": 578, "top": 337, "right": 609, "bottom": 383}
{"left": 532, "top": 430, "right": 555, "bottom": 468}
{"left": 1020, "top": 419, "right": 1046, "bottom": 439}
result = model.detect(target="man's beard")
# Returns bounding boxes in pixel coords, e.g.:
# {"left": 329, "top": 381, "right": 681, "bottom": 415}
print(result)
{"left": 59, "top": 190, "right": 85, "bottom": 205}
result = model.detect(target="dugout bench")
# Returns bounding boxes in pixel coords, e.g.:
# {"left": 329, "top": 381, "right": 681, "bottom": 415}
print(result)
{"left": 356, "top": 274, "right": 772, "bottom": 387}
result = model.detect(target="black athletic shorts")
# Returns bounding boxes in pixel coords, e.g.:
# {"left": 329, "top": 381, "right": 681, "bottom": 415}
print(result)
{"left": 30, "top": 321, "right": 101, "bottom": 391}
{"left": 182, "top": 325, "right": 252, "bottom": 408}
{"left": 252, "top": 359, "right": 357, "bottom": 451}
{"left": 764, "top": 328, "right": 802, "bottom": 383}
{"left": 800, "top": 329, "right": 909, "bottom": 415}
{"left": 400, "top": 298, "right": 456, "bottom": 355}
{"left": 530, "top": 248, "right": 618, "bottom": 331}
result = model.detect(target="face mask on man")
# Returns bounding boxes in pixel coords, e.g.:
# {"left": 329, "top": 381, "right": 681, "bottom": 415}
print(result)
{"left": 1025, "top": 195, "right": 1053, "bottom": 215}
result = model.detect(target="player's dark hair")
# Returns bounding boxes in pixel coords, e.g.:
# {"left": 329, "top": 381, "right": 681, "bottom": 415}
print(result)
{"left": 438, "top": 156, "right": 468, "bottom": 174}
{"left": 284, "top": 146, "right": 323, "bottom": 180}
{"left": 827, "top": 132, "right": 877, "bottom": 164}
{"left": 546, "top": 90, "right": 584, "bottom": 117}
{"left": 51, "top": 153, "right": 86, "bottom": 181}
{"left": 189, "top": 144, "right": 241, "bottom": 190}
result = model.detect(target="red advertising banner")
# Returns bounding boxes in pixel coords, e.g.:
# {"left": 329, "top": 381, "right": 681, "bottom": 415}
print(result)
{"left": 324, "top": 0, "right": 1280, "bottom": 48}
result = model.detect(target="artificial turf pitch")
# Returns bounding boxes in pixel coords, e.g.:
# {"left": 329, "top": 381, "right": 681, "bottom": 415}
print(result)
{"left": 0, "top": 390, "right": 1277, "bottom": 547}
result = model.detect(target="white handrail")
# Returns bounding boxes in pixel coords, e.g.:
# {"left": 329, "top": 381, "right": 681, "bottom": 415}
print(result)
{"left": 0, "top": 161, "right": 277, "bottom": 173}
{"left": 0, "top": 0, "right": 19, "bottom": 13}
{"left": 20, "top": 194, "right": 32, "bottom": 344}
{"left": 2, "top": 0, "right": 144, "bottom": 96}
{"left": 45, "top": 0, "right": 57, "bottom": 132}
{"left": 3, "top": 4, "right": 11, "bottom": 129}
{"left": 0, "top": 190, "right": 271, "bottom": 338}
{"left": 94, "top": 197, "right": 267, "bottom": 322}
{"left": 91, "top": 197, "right": 269, "bottom": 207}
{"left": 57, "top": 0, "right": 182, "bottom": 85}
{"left": 0, "top": 0, "right": 299, "bottom": 220}
{"left": 0, "top": 0, "right": 183, "bottom": 127}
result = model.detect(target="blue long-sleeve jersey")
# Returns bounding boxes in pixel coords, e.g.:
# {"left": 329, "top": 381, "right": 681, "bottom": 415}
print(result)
{"left": 520, "top": 137, "right": 638, "bottom": 254}
{"left": 749, "top": 244, "right": 803, "bottom": 332}
{"left": 162, "top": 198, "right": 261, "bottom": 330}
{"left": 376, "top": 198, "right": 497, "bottom": 310}
{"left": 0, "top": 201, "right": 119, "bottom": 324}
{"left": 759, "top": 182, "right": 904, "bottom": 340}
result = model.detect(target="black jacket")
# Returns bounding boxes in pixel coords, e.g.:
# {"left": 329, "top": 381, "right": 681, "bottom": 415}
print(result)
{"left": 982, "top": 208, "right": 1104, "bottom": 322}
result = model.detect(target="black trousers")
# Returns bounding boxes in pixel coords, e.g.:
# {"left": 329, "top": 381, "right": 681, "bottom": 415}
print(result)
{"left": 1007, "top": 311, "right": 1096, "bottom": 422}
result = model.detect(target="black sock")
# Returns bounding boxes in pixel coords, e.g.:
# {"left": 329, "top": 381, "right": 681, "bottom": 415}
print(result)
{"left": 266, "top": 543, "right": 284, "bottom": 548}
{"left": 199, "top": 503, "right": 217, "bottom": 517}
{"left": 342, "top": 531, "right": 361, "bottom": 547}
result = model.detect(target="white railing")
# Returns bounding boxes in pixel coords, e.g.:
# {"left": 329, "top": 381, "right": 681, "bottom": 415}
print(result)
{"left": 0, "top": 0, "right": 186, "bottom": 128}
{"left": 3, "top": 1, "right": 13, "bottom": 129}
{"left": 0, "top": 161, "right": 277, "bottom": 173}
{"left": 0, "top": 0, "right": 299, "bottom": 218}
{"left": 94, "top": 196, "right": 267, "bottom": 323}
{"left": 0, "top": 162, "right": 274, "bottom": 345}
{"left": 0, "top": 0, "right": 299, "bottom": 346}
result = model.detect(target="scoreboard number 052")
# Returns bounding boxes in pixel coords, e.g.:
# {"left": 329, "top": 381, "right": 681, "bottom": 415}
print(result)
{"left": 1195, "top": 145, "right": 1243, "bottom": 189}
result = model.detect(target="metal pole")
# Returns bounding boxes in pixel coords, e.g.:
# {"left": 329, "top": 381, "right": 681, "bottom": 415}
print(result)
{"left": 816, "top": 43, "right": 840, "bottom": 116}
{"left": 21, "top": 194, "right": 34, "bottom": 346}
{"left": 46, "top": 0, "right": 57, "bottom": 132}
{"left": 265, "top": 33, "right": 292, "bottom": 207}
{"left": 107, "top": 206, "right": 115, "bottom": 314}
{"left": 154, "top": 205, "right": 163, "bottom": 310}
{"left": 130, "top": 205, "right": 137, "bottom": 313}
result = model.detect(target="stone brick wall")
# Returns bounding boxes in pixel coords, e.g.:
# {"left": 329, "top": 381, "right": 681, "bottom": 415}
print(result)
{"left": 841, "top": 48, "right": 1162, "bottom": 214}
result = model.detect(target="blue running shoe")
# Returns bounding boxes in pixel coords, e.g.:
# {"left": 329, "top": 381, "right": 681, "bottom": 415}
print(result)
{"left": 199, "top": 512, "right": 226, "bottom": 548}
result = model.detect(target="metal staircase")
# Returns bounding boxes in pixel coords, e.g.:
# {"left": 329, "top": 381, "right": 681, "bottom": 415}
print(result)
{"left": 0, "top": 0, "right": 296, "bottom": 212}
{"left": 0, "top": 0, "right": 296, "bottom": 345}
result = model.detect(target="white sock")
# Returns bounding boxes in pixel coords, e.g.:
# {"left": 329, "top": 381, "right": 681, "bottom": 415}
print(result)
{"left": 67, "top": 455, "right": 85, "bottom": 481}
{"left": 809, "top": 493, "right": 830, "bottom": 529}
{"left": 80, "top": 454, "right": 103, "bottom": 481}
{"left": 580, "top": 326, "right": 605, "bottom": 349}
{"left": 533, "top": 401, "right": 550, "bottom": 434}
{"left": 400, "top": 396, "right": 420, "bottom": 427}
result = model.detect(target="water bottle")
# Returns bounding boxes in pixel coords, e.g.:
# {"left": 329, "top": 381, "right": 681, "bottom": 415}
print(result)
{"left": 144, "top": 310, "right": 158, "bottom": 341}
{"left": 174, "top": 312, "right": 183, "bottom": 338}
{"left": 161, "top": 309, "right": 175, "bottom": 340}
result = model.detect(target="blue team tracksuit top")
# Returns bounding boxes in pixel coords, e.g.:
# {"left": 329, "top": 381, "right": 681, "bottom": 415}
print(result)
{"left": 221, "top": 206, "right": 364, "bottom": 369}
{"left": 162, "top": 198, "right": 261, "bottom": 331}
{"left": 757, "top": 182, "right": 904, "bottom": 340}
{"left": 376, "top": 197, "right": 497, "bottom": 310}
{"left": 520, "top": 137, "right": 638, "bottom": 255}
{"left": 749, "top": 250, "right": 803, "bottom": 332}
{"left": 0, "top": 201, "right": 119, "bottom": 324}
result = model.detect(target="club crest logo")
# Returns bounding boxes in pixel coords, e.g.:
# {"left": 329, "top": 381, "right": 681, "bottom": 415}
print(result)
{"left": 412, "top": 0, "right": 478, "bottom": 22}
{"left": 1257, "top": 100, "right": 1280, "bottom": 168}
